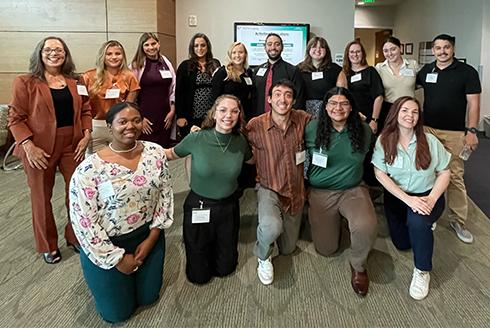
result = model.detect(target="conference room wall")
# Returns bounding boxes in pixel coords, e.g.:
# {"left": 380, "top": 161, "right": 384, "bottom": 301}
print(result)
{"left": 175, "top": 0, "right": 354, "bottom": 66}
{"left": 0, "top": 0, "right": 176, "bottom": 105}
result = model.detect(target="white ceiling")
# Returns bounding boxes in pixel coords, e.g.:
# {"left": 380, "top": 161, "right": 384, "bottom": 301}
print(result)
{"left": 355, "top": 0, "right": 407, "bottom": 7}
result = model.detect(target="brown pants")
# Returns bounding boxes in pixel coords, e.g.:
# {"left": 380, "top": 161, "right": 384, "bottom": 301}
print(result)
{"left": 21, "top": 126, "right": 79, "bottom": 253}
{"left": 308, "top": 183, "right": 377, "bottom": 272}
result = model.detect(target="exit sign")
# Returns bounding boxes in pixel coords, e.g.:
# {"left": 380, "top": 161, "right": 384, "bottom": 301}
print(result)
{"left": 364, "top": 0, "right": 375, "bottom": 2}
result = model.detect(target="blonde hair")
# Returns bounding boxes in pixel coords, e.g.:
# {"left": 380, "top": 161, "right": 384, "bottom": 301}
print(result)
{"left": 89, "top": 40, "right": 129, "bottom": 96}
{"left": 224, "top": 42, "right": 249, "bottom": 82}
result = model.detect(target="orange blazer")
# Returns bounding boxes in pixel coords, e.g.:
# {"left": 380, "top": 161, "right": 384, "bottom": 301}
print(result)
{"left": 8, "top": 74, "right": 92, "bottom": 157}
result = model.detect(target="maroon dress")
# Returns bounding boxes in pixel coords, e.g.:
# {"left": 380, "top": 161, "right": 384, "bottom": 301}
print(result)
{"left": 137, "top": 57, "right": 172, "bottom": 147}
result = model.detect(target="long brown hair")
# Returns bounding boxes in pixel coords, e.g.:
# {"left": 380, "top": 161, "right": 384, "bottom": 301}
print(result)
{"left": 187, "top": 33, "right": 217, "bottom": 76}
{"left": 201, "top": 95, "right": 246, "bottom": 135}
{"left": 131, "top": 32, "right": 160, "bottom": 70}
{"left": 297, "top": 37, "right": 333, "bottom": 72}
{"left": 29, "top": 36, "right": 80, "bottom": 82}
{"left": 88, "top": 40, "right": 129, "bottom": 96}
{"left": 342, "top": 40, "right": 368, "bottom": 76}
{"left": 379, "top": 96, "right": 431, "bottom": 170}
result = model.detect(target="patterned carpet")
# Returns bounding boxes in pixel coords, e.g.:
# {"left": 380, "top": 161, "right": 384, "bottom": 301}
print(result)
{"left": 1, "top": 157, "right": 490, "bottom": 328}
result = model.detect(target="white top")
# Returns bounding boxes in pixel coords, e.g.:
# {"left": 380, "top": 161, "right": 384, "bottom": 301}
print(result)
{"left": 375, "top": 58, "right": 421, "bottom": 103}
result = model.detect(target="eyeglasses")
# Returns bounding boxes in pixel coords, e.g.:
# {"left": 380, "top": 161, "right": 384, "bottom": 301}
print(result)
{"left": 42, "top": 47, "right": 65, "bottom": 55}
{"left": 349, "top": 50, "right": 362, "bottom": 55}
{"left": 327, "top": 101, "right": 350, "bottom": 108}
{"left": 217, "top": 108, "right": 240, "bottom": 115}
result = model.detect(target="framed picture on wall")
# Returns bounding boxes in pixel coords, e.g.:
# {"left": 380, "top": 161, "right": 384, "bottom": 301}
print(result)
{"left": 400, "top": 44, "right": 404, "bottom": 55}
{"left": 406, "top": 43, "right": 413, "bottom": 55}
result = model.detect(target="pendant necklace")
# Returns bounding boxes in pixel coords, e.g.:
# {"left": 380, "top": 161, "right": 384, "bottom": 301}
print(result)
{"left": 109, "top": 141, "right": 138, "bottom": 153}
{"left": 213, "top": 129, "right": 232, "bottom": 153}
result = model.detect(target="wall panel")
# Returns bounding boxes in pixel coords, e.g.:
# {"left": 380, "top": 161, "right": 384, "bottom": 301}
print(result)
{"left": 107, "top": 0, "right": 157, "bottom": 32}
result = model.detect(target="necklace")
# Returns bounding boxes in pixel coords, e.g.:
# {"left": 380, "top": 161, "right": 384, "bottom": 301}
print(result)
{"left": 109, "top": 141, "right": 138, "bottom": 153}
{"left": 213, "top": 129, "right": 232, "bottom": 153}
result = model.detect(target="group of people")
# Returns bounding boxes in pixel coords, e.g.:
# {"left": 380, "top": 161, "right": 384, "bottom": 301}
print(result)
{"left": 7, "top": 30, "right": 481, "bottom": 323}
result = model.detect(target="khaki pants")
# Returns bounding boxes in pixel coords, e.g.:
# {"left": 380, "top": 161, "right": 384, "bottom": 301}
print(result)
{"left": 425, "top": 126, "right": 467, "bottom": 225}
{"left": 308, "top": 183, "right": 377, "bottom": 272}
{"left": 87, "top": 119, "right": 111, "bottom": 155}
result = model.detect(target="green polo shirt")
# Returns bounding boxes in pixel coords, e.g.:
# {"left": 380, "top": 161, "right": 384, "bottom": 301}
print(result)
{"left": 371, "top": 133, "right": 450, "bottom": 193}
{"left": 305, "top": 120, "right": 374, "bottom": 190}
{"left": 174, "top": 128, "right": 252, "bottom": 199}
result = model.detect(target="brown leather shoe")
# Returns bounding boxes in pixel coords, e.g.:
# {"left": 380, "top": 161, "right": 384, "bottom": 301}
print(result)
{"left": 350, "top": 264, "right": 369, "bottom": 296}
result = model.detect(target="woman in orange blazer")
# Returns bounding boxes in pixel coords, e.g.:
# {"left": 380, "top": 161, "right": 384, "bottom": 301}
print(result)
{"left": 8, "top": 36, "right": 92, "bottom": 264}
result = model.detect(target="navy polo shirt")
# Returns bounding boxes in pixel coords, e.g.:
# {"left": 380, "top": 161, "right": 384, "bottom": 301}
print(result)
{"left": 416, "top": 58, "right": 481, "bottom": 131}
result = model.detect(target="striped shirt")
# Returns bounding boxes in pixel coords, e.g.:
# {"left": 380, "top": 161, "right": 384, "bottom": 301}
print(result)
{"left": 245, "top": 110, "right": 314, "bottom": 214}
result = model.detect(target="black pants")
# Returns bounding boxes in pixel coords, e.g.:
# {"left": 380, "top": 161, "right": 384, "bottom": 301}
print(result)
{"left": 183, "top": 189, "right": 240, "bottom": 284}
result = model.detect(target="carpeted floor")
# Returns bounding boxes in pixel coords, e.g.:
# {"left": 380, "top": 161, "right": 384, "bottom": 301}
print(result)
{"left": 1, "top": 156, "right": 490, "bottom": 328}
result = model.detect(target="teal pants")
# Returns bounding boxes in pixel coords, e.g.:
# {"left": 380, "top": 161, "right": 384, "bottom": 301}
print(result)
{"left": 80, "top": 222, "right": 165, "bottom": 323}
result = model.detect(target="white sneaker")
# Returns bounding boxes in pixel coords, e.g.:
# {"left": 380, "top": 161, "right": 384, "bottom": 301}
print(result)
{"left": 409, "top": 268, "right": 430, "bottom": 300}
{"left": 450, "top": 221, "right": 474, "bottom": 243}
{"left": 257, "top": 257, "right": 274, "bottom": 285}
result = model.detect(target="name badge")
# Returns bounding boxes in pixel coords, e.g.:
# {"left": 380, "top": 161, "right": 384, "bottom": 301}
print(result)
{"left": 426, "top": 73, "right": 438, "bottom": 83}
{"left": 351, "top": 73, "right": 362, "bottom": 83}
{"left": 244, "top": 77, "right": 253, "bottom": 85}
{"left": 312, "top": 72, "right": 323, "bottom": 80}
{"left": 160, "top": 70, "right": 172, "bottom": 79}
{"left": 389, "top": 156, "right": 403, "bottom": 169}
{"left": 402, "top": 69, "right": 414, "bottom": 77}
{"left": 77, "top": 85, "right": 88, "bottom": 96}
{"left": 192, "top": 208, "right": 211, "bottom": 224}
{"left": 296, "top": 150, "right": 306, "bottom": 165}
{"left": 105, "top": 88, "right": 120, "bottom": 99}
{"left": 98, "top": 180, "right": 115, "bottom": 200}
{"left": 256, "top": 67, "right": 267, "bottom": 77}
{"left": 312, "top": 151, "right": 328, "bottom": 168}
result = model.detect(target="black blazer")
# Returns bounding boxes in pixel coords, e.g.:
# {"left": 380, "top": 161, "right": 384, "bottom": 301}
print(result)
{"left": 175, "top": 58, "right": 221, "bottom": 120}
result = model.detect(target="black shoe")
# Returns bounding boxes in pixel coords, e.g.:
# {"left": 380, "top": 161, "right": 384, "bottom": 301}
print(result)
{"left": 67, "top": 242, "right": 81, "bottom": 253}
{"left": 43, "top": 249, "right": 62, "bottom": 264}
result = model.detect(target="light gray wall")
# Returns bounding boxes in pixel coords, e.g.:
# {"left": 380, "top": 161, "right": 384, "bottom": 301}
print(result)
{"left": 479, "top": 0, "right": 490, "bottom": 128}
{"left": 393, "top": 0, "right": 483, "bottom": 67}
{"left": 176, "top": 0, "right": 354, "bottom": 65}
{"left": 355, "top": 6, "right": 396, "bottom": 28}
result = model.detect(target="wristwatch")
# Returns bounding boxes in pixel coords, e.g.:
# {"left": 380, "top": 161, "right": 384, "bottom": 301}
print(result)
{"left": 371, "top": 117, "right": 379, "bottom": 123}
{"left": 466, "top": 127, "right": 477, "bottom": 134}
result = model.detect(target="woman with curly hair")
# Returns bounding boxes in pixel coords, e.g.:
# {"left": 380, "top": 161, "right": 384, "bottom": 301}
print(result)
{"left": 83, "top": 40, "right": 140, "bottom": 153}
{"left": 304, "top": 86, "right": 377, "bottom": 297}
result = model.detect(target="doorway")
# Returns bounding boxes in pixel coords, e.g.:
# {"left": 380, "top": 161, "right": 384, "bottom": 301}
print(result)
{"left": 354, "top": 28, "right": 392, "bottom": 66}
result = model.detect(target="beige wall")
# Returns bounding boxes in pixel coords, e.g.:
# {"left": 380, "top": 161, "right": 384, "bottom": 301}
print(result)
{"left": 0, "top": 0, "right": 176, "bottom": 104}
{"left": 354, "top": 28, "right": 382, "bottom": 67}
{"left": 355, "top": 6, "right": 396, "bottom": 29}
{"left": 175, "top": 0, "right": 355, "bottom": 66}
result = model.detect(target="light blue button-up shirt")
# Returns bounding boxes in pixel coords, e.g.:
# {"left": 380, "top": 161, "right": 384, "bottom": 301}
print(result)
{"left": 372, "top": 133, "right": 451, "bottom": 193}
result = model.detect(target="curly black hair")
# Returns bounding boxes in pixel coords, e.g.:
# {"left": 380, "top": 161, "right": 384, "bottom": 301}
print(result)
{"left": 315, "top": 87, "right": 366, "bottom": 154}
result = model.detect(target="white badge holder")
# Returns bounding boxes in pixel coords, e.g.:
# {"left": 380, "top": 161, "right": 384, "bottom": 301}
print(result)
{"left": 312, "top": 72, "right": 323, "bottom": 80}
{"left": 296, "top": 150, "right": 306, "bottom": 165}
{"left": 192, "top": 200, "right": 210, "bottom": 224}
{"left": 160, "top": 70, "right": 172, "bottom": 79}
{"left": 402, "top": 69, "right": 414, "bottom": 77}
{"left": 312, "top": 148, "right": 328, "bottom": 168}
{"left": 98, "top": 175, "right": 115, "bottom": 200}
{"left": 77, "top": 85, "right": 88, "bottom": 96}
{"left": 426, "top": 73, "right": 438, "bottom": 83}
{"left": 351, "top": 73, "right": 362, "bottom": 83}
{"left": 256, "top": 67, "right": 267, "bottom": 77}
{"left": 244, "top": 77, "right": 253, "bottom": 85}
{"left": 390, "top": 156, "right": 404, "bottom": 169}
{"left": 105, "top": 88, "right": 120, "bottom": 99}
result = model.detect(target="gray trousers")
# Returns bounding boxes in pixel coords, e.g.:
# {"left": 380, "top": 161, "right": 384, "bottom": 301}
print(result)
{"left": 253, "top": 185, "right": 303, "bottom": 260}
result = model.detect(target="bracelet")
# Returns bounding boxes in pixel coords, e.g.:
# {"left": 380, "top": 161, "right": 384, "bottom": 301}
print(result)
{"left": 371, "top": 118, "right": 379, "bottom": 123}
{"left": 21, "top": 139, "right": 30, "bottom": 146}
{"left": 84, "top": 129, "right": 92, "bottom": 134}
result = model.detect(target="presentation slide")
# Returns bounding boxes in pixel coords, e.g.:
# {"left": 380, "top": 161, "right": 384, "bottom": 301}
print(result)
{"left": 234, "top": 23, "right": 310, "bottom": 66}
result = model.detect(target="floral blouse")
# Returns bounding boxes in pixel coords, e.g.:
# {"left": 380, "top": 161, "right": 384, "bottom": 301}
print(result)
{"left": 69, "top": 141, "right": 173, "bottom": 269}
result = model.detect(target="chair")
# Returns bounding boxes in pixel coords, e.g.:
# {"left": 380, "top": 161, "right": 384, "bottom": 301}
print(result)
{"left": 0, "top": 105, "right": 22, "bottom": 171}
